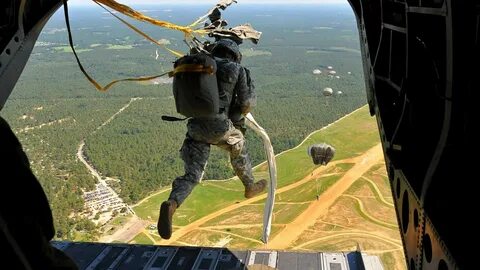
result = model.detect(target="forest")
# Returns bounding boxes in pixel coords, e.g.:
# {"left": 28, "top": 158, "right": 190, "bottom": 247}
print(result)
{"left": 1, "top": 4, "right": 366, "bottom": 240}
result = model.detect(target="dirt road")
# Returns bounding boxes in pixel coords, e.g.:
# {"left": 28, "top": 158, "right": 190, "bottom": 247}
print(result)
{"left": 99, "top": 216, "right": 149, "bottom": 243}
{"left": 362, "top": 176, "right": 394, "bottom": 207}
{"left": 17, "top": 117, "right": 71, "bottom": 133}
{"left": 160, "top": 144, "right": 382, "bottom": 245}
{"left": 79, "top": 98, "right": 141, "bottom": 224}
{"left": 342, "top": 194, "right": 398, "bottom": 229}
{"left": 77, "top": 97, "right": 142, "bottom": 190}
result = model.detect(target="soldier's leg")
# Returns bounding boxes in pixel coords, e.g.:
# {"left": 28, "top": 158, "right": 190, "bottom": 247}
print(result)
{"left": 160, "top": 136, "right": 210, "bottom": 239}
{"left": 218, "top": 128, "right": 266, "bottom": 198}
{"left": 168, "top": 137, "right": 210, "bottom": 206}
{"left": 217, "top": 128, "right": 255, "bottom": 187}
{"left": 231, "top": 139, "right": 256, "bottom": 187}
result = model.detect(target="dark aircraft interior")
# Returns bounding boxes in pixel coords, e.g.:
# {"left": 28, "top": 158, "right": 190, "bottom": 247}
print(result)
{"left": 0, "top": 0, "right": 474, "bottom": 269}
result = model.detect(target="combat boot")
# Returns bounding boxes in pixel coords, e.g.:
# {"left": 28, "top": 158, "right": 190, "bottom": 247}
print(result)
{"left": 244, "top": 179, "right": 267, "bottom": 198}
{"left": 158, "top": 199, "right": 178, "bottom": 239}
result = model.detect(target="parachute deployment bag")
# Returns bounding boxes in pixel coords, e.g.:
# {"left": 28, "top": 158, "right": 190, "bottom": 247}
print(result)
{"left": 170, "top": 53, "right": 220, "bottom": 118}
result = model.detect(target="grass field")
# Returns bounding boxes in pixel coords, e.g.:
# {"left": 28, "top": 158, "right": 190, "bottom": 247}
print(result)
{"left": 53, "top": 46, "right": 93, "bottom": 53}
{"left": 106, "top": 44, "right": 134, "bottom": 50}
{"left": 276, "top": 174, "right": 341, "bottom": 203}
{"left": 133, "top": 106, "right": 379, "bottom": 223}
{"left": 130, "top": 232, "right": 154, "bottom": 245}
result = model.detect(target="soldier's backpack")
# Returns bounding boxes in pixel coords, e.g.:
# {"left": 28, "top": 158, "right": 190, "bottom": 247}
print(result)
{"left": 168, "top": 52, "right": 220, "bottom": 118}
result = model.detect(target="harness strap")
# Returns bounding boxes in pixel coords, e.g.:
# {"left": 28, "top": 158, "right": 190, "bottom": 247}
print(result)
{"left": 161, "top": 116, "right": 189, "bottom": 122}
{"left": 168, "top": 64, "right": 215, "bottom": 77}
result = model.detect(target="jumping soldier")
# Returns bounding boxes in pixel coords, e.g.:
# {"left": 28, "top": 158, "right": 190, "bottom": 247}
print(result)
{"left": 158, "top": 39, "right": 267, "bottom": 240}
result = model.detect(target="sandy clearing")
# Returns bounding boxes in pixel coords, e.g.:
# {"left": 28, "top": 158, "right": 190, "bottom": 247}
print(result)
{"left": 342, "top": 194, "right": 397, "bottom": 229}
{"left": 159, "top": 159, "right": 345, "bottom": 244}
{"left": 362, "top": 176, "right": 395, "bottom": 207}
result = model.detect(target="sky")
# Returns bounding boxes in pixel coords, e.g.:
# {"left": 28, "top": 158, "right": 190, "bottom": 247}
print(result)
{"left": 69, "top": 0, "right": 348, "bottom": 6}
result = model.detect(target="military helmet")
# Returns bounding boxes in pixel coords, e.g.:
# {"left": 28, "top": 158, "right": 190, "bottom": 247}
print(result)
{"left": 211, "top": 38, "right": 242, "bottom": 63}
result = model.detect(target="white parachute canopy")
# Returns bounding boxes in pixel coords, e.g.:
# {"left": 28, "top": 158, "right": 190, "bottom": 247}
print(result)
{"left": 245, "top": 113, "right": 277, "bottom": 244}
{"left": 323, "top": 87, "right": 333, "bottom": 96}
{"left": 312, "top": 69, "right": 322, "bottom": 75}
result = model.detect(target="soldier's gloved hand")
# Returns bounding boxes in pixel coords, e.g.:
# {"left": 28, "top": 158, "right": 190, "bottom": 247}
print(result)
{"left": 308, "top": 143, "right": 336, "bottom": 166}
{"left": 229, "top": 111, "right": 243, "bottom": 123}
{"left": 233, "top": 117, "right": 247, "bottom": 135}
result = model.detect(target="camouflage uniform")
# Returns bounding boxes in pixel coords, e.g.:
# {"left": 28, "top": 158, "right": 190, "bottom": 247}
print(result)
{"left": 169, "top": 40, "right": 256, "bottom": 206}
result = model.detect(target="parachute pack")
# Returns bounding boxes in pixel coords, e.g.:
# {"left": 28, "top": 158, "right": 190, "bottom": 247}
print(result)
{"left": 168, "top": 53, "right": 220, "bottom": 118}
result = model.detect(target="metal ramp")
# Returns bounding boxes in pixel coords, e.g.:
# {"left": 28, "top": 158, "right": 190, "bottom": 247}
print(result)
{"left": 52, "top": 241, "right": 383, "bottom": 270}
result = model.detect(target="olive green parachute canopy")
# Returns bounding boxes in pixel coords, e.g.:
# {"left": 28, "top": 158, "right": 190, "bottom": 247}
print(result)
{"left": 308, "top": 143, "right": 336, "bottom": 165}
{"left": 323, "top": 87, "right": 333, "bottom": 96}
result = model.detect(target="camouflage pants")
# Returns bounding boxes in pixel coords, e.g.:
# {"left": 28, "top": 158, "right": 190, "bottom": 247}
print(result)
{"left": 168, "top": 117, "right": 254, "bottom": 206}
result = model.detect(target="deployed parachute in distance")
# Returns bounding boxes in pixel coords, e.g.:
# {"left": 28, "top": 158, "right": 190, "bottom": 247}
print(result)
{"left": 308, "top": 143, "right": 336, "bottom": 166}
{"left": 323, "top": 87, "right": 333, "bottom": 96}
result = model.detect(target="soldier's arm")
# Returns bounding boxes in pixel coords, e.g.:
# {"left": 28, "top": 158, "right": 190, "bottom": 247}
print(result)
{"left": 234, "top": 66, "right": 257, "bottom": 114}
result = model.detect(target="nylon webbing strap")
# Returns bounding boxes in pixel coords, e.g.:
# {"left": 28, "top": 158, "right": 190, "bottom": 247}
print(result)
{"left": 161, "top": 115, "right": 189, "bottom": 122}
{"left": 93, "top": 0, "right": 208, "bottom": 36}
{"left": 168, "top": 64, "right": 215, "bottom": 77}
{"left": 99, "top": 72, "right": 171, "bottom": 90}
{"left": 63, "top": 0, "right": 171, "bottom": 92}
{"left": 63, "top": 0, "right": 102, "bottom": 90}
